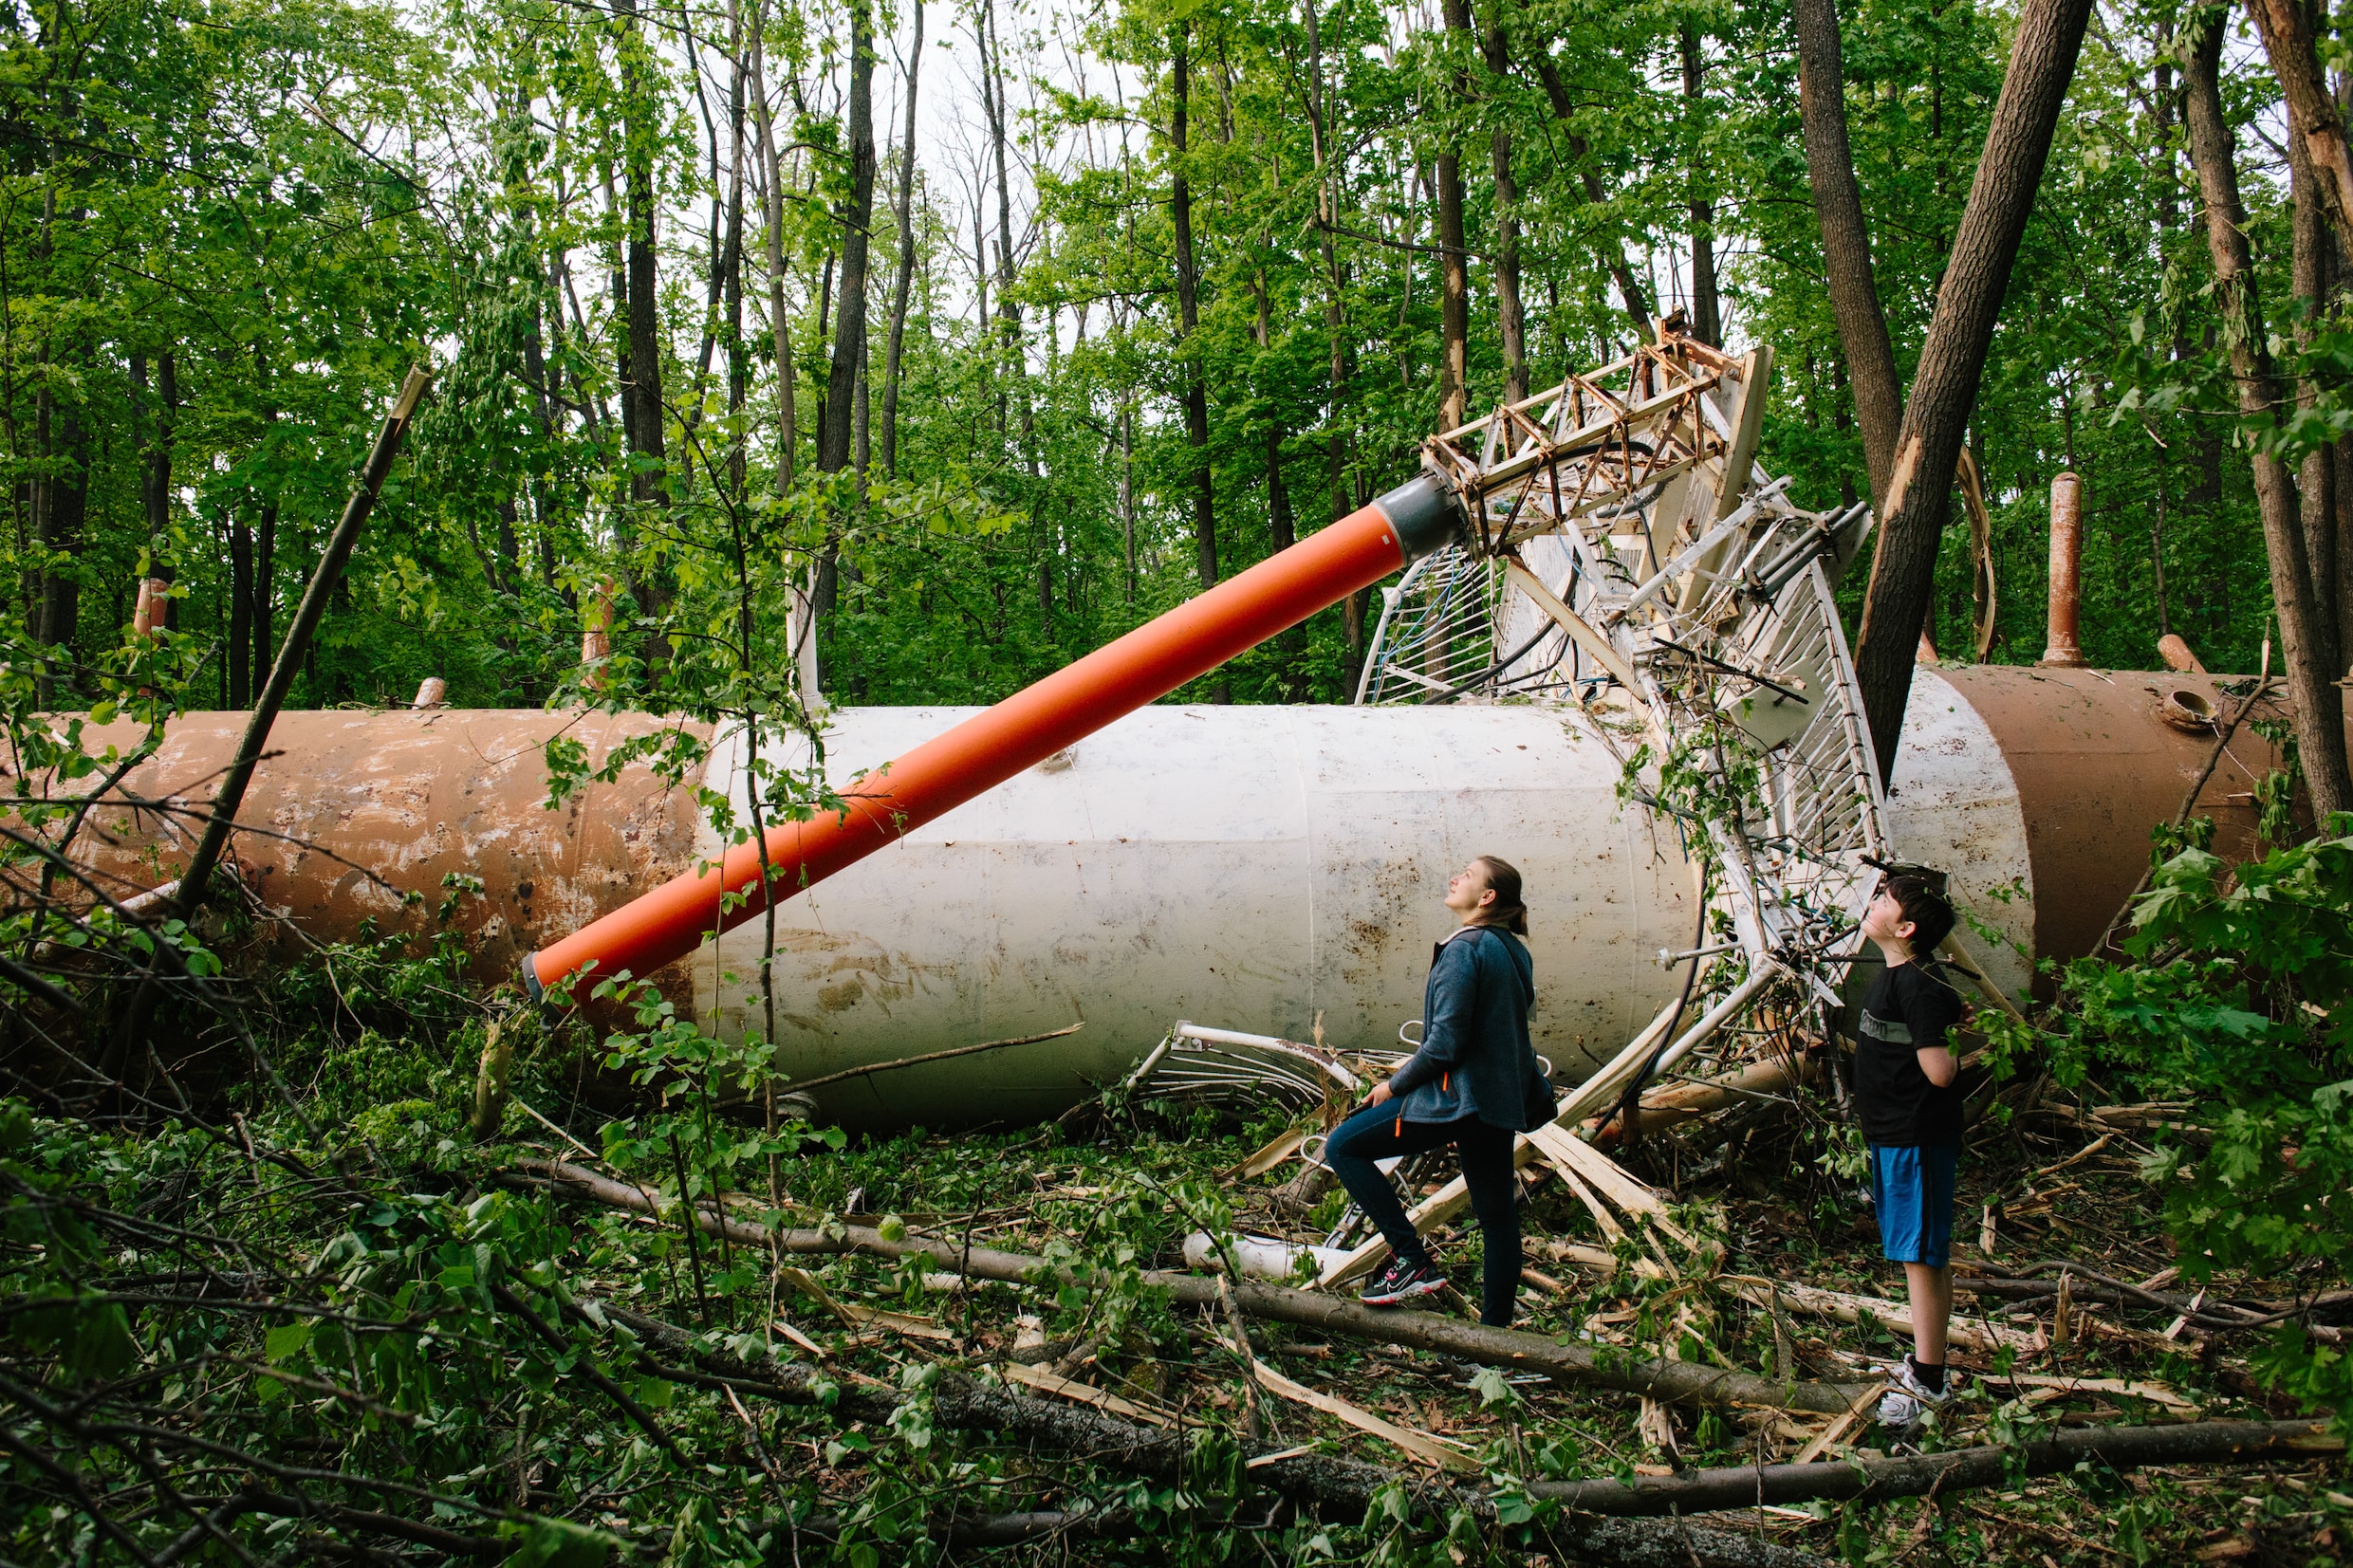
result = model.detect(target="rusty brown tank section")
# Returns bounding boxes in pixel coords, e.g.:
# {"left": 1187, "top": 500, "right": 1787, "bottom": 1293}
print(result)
{"left": 1932, "top": 665, "right": 2296, "bottom": 990}
{"left": 44, "top": 709, "right": 713, "bottom": 1005}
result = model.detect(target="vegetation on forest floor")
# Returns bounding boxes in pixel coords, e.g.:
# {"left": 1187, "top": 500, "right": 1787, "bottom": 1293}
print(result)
{"left": 7, "top": 815, "right": 2353, "bottom": 1565}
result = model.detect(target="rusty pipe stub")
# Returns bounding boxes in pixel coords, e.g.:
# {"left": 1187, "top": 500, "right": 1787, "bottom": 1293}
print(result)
{"left": 2158, "top": 632, "right": 2206, "bottom": 673}
{"left": 2040, "top": 470, "right": 2086, "bottom": 668}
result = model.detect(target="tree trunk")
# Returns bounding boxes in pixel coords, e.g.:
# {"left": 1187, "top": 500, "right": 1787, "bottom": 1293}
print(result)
{"left": 1488, "top": 129, "right": 1529, "bottom": 402}
{"left": 2245, "top": 0, "right": 2353, "bottom": 264}
{"left": 1436, "top": 0, "right": 1473, "bottom": 430}
{"left": 1850, "top": 0, "right": 2094, "bottom": 784}
{"left": 2183, "top": 9, "right": 2353, "bottom": 815}
{"left": 1119, "top": 404, "right": 1137, "bottom": 604}
{"left": 725, "top": 2, "right": 749, "bottom": 502}
{"left": 820, "top": 0, "right": 876, "bottom": 477}
{"left": 1791, "top": 0, "right": 1901, "bottom": 512}
{"left": 618, "top": 0, "right": 667, "bottom": 507}
{"left": 135, "top": 349, "right": 178, "bottom": 626}
{"left": 750, "top": 12, "right": 797, "bottom": 492}
{"left": 1682, "top": 23, "right": 1720, "bottom": 347}
{"left": 1171, "top": 26, "right": 1220, "bottom": 667}
{"left": 252, "top": 503, "right": 275, "bottom": 692}
{"left": 228, "top": 516, "right": 252, "bottom": 709}
{"left": 880, "top": 0, "right": 923, "bottom": 478}
{"left": 2294, "top": 101, "right": 2339, "bottom": 641}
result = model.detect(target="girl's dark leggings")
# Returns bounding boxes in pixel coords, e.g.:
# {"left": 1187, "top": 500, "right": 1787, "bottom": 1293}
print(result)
{"left": 1325, "top": 1100, "right": 1521, "bottom": 1327}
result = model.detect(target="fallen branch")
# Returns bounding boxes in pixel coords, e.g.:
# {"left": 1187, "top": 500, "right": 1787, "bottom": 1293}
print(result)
{"left": 520, "top": 1158, "right": 1868, "bottom": 1414}
{"left": 1527, "top": 1417, "right": 2341, "bottom": 1516}
{"left": 768, "top": 1022, "right": 1086, "bottom": 1098}
{"left": 1729, "top": 1276, "right": 2045, "bottom": 1354}
{"left": 596, "top": 1299, "right": 1828, "bottom": 1568}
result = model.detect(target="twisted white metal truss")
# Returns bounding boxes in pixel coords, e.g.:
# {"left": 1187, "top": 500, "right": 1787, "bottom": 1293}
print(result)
{"left": 1311, "top": 328, "right": 1917, "bottom": 1287}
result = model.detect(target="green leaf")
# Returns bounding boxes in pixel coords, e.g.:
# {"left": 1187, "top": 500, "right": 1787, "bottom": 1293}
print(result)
{"left": 266, "top": 1320, "right": 314, "bottom": 1364}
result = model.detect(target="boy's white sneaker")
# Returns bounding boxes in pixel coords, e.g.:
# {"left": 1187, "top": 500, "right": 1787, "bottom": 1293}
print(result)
{"left": 1875, "top": 1354, "right": 1951, "bottom": 1433}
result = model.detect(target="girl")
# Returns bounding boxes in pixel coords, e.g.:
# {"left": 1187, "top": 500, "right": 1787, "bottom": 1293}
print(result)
{"left": 1325, "top": 856, "right": 1545, "bottom": 1326}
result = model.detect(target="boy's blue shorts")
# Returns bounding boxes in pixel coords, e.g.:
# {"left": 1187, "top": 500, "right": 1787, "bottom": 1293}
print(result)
{"left": 1869, "top": 1143, "right": 1958, "bottom": 1267}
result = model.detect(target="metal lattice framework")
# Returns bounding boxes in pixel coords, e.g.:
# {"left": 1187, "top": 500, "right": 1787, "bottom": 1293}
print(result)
{"left": 1313, "top": 327, "right": 1920, "bottom": 1288}
{"left": 1361, "top": 329, "right": 1887, "bottom": 982}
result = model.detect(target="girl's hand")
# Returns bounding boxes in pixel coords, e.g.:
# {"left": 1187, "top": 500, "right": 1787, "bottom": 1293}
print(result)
{"left": 1365, "top": 1080, "right": 1394, "bottom": 1107}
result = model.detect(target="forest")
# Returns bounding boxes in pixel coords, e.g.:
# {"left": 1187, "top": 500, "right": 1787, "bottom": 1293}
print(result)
{"left": 9, "top": 0, "right": 2353, "bottom": 1562}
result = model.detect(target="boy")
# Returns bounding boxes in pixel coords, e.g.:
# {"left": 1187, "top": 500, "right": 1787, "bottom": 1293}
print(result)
{"left": 1853, "top": 871, "right": 1968, "bottom": 1434}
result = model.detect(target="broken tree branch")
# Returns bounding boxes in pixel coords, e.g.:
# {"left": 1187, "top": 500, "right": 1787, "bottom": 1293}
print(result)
{"left": 598, "top": 1298, "right": 1831, "bottom": 1568}
{"left": 519, "top": 1159, "right": 1867, "bottom": 1413}
{"left": 1528, "top": 1417, "right": 2341, "bottom": 1516}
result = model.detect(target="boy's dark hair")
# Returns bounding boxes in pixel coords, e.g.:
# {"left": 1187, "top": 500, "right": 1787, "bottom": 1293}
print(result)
{"left": 1472, "top": 856, "right": 1529, "bottom": 935}
{"left": 1883, "top": 873, "right": 1955, "bottom": 954}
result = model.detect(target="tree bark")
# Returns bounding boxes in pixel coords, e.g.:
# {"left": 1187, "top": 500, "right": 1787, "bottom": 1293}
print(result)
{"left": 617, "top": 0, "right": 667, "bottom": 508}
{"left": 1682, "top": 23, "right": 1720, "bottom": 347}
{"left": 227, "top": 516, "right": 252, "bottom": 709}
{"left": 2245, "top": 0, "right": 2353, "bottom": 263}
{"left": 1791, "top": 0, "right": 1901, "bottom": 512}
{"left": 2294, "top": 100, "right": 2339, "bottom": 641}
{"left": 2182, "top": 9, "right": 2353, "bottom": 815}
{"left": 819, "top": 0, "right": 876, "bottom": 477}
{"left": 750, "top": 13, "right": 798, "bottom": 492}
{"left": 880, "top": 0, "right": 923, "bottom": 478}
{"left": 1849, "top": 0, "right": 2094, "bottom": 784}
{"left": 725, "top": 1, "right": 749, "bottom": 501}
{"left": 1436, "top": 0, "right": 1473, "bottom": 430}
{"left": 1171, "top": 24, "right": 1221, "bottom": 692}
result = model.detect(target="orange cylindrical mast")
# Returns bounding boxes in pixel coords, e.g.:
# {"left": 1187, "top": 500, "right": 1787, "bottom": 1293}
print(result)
{"left": 524, "top": 474, "right": 1460, "bottom": 998}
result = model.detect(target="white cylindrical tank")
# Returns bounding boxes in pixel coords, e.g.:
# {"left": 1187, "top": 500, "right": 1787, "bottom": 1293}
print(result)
{"left": 695, "top": 705, "right": 1701, "bottom": 1126}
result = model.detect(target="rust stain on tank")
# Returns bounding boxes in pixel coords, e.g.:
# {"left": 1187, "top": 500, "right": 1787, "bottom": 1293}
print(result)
{"left": 18, "top": 710, "right": 713, "bottom": 1005}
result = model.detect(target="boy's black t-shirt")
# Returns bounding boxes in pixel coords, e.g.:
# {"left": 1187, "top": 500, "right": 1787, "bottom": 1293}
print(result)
{"left": 1853, "top": 958, "right": 1968, "bottom": 1147}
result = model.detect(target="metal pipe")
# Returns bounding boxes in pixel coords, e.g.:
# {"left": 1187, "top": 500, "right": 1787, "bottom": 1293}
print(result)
{"left": 522, "top": 473, "right": 1463, "bottom": 999}
{"left": 2158, "top": 632, "right": 2206, "bottom": 673}
{"left": 2040, "top": 470, "right": 2085, "bottom": 668}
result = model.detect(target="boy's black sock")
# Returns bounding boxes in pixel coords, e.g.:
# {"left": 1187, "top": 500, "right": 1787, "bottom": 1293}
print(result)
{"left": 1912, "top": 1359, "right": 1946, "bottom": 1393}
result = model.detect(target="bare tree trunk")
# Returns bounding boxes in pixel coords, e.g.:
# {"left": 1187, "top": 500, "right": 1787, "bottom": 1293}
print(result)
{"left": 750, "top": 11, "right": 797, "bottom": 492}
{"left": 820, "top": 0, "right": 877, "bottom": 476}
{"left": 1682, "top": 23, "right": 1720, "bottom": 347}
{"left": 2294, "top": 99, "right": 2340, "bottom": 641}
{"left": 618, "top": 0, "right": 667, "bottom": 507}
{"left": 2183, "top": 9, "right": 2353, "bottom": 815}
{"left": 1791, "top": 0, "right": 1901, "bottom": 511}
{"left": 252, "top": 502, "right": 275, "bottom": 695}
{"left": 880, "top": 0, "right": 923, "bottom": 478}
{"left": 1851, "top": 0, "right": 2094, "bottom": 783}
{"left": 1436, "top": 0, "right": 1473, "bottom": 430}
{"left": 1119, "top": 403, "right": 1137, "bottom": 604}
{"left": 1171, "top": 26, "right": 1219, "bottom": 639}
{"left": 726, "top": 0, "right": 749, "bottom": 501}
{"left": 227, "top": 516, "right": 251, "bottom": 709}
{"left": 2245, "top": 0, "right": 2353, "bottom": 263}
{"left": 135, "top": 349, "right": 178, "bottom": 624}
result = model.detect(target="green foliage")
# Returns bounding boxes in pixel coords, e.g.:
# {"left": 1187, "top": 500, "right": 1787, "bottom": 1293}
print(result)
{"left": 1988, "top": 821, "right": 2353, "bottom": 1419}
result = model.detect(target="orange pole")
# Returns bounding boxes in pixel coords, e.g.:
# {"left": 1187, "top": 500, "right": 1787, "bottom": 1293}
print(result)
{"left": 524, "top": 473, "right": 1460, "bottom": 999}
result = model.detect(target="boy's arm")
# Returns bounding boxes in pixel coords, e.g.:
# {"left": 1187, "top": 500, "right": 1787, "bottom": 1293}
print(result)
{"left": 1908, "top": 976, "right": 1967, "bottom": 1088}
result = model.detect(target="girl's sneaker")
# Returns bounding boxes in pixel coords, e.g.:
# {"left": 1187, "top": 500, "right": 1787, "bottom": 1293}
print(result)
{"left": 1359, "top": 1256, "right": 1445, "bottom": 1307}
{"left": 1875, "top": 1354, "right": 1952, "bottom": 1434}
